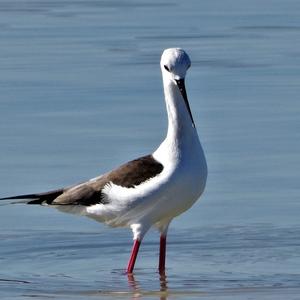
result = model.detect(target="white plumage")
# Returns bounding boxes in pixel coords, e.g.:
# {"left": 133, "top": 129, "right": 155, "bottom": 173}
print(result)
{"left": 0, "top": 48, "right": 207, "bottom": 273}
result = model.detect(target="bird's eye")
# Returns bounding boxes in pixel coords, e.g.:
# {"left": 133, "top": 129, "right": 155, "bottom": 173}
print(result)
{"left": 164, "top": 65, "right": 170, "bottom": 72}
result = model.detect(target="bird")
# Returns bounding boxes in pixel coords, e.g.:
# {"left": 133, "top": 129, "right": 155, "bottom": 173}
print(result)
{"left": 0, "top": 48, "right": 207, "bottom": 274}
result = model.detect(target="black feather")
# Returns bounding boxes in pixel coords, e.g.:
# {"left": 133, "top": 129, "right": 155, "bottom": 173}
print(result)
{"left": 0, "top": 189, "right": 64, "bottom": 205}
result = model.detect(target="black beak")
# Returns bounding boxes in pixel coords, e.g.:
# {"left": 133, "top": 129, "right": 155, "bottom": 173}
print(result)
{"left": 175, "top": 79, "right": 195, "bottom": 127}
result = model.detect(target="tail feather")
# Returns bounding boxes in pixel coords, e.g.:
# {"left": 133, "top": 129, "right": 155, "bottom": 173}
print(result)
{"left": 0, "top": 189, "right": 64, "bottom": 205}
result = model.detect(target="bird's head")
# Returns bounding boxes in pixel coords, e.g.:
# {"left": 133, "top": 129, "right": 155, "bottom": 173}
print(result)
{"left": 160, "top": 48, "right": 191, "bottom": 81}
{"left": 160, "top": 48, "right": 194, "bottom": 127}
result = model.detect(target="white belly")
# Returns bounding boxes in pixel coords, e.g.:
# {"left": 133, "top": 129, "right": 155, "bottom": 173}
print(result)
{"left": 85, "top": 142, "right": 207, "bottom": 228}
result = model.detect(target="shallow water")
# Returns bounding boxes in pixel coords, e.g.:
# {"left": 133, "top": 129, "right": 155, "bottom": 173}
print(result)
{"left": 1, "top": 225, "right": 300, "bottom": 299}
{"left": 0, "top": 0, "right": 300, "bottom": 299}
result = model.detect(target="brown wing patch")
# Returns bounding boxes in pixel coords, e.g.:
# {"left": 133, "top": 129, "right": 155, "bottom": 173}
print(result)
{"left": 52, "top": 184, "right": 104, "bottom": 206}
{"left": 1, "top": 155, "right": 163, "bottom": 207}
{"left": 105, "top": 155, "right": 163, "bottom": 188}
{"left": 51, "top": 155, "right": 163, "bottom": 206}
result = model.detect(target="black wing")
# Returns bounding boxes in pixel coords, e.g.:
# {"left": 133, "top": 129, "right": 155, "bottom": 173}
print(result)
{"left": 0, "top": 154, "right": 163, "bottom": 206}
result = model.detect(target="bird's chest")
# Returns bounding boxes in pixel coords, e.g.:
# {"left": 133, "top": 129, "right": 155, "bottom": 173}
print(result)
{"left": 158, "top": 153, "right": 206, "bottom": 216}
{"left": 175, "top": 158, "right": 204, "bottom": 198}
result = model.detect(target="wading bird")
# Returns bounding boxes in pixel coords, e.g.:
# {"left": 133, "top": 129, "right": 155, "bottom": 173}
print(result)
{"left": 0, "top": 48, "right": 207, "bottom": 274}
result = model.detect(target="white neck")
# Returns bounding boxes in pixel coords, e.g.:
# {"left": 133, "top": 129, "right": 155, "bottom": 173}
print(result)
{"left": 163, "top": 76, "right": 197, "bottom": 145}
{"left": 153, "top": 75, "right": 200, "bottom": 163}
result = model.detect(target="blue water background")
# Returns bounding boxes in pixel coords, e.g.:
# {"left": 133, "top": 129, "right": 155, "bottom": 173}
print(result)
{"left": 0, "top": 0, "right": 300, "bottom": 299}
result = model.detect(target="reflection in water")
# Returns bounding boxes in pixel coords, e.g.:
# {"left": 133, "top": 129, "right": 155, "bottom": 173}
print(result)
{"left": 127, "top": 273, "right": 141, "bottom": 299}
{"left": 159, "top": 272, "right": 168, "bottom": 294}
{"left": 0, "top": 0, "right": 300, "bottom": 298}
{"left": 127, "top": 272, "right": 169, "bottom": 300}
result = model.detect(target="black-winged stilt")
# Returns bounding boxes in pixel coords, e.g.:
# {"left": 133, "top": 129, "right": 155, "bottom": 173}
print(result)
{"left": 0, "top": 48, "right": 207, "bottom": 274}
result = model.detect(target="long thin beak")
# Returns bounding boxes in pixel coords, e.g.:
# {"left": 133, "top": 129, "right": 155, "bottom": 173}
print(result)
{"left": 175, "top": 79, "right": 195, "bottom": 127}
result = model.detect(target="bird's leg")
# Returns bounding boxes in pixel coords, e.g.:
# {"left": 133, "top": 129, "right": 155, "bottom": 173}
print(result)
{"left": 158, "top": 220, "right": 171, "bottom": 274}
{"left": 126, "top": 239, "right": 141, "bottom": 274}
{"left": 159, "top": 234, "right": 167, "bottom": 274}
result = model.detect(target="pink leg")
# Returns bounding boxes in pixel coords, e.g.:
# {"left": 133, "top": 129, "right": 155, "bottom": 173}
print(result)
{"left": 126, "top": 239, "right": 141, "bottom": 274}
{"left": 159, "top": 235, "right": 167, "bottom": 273}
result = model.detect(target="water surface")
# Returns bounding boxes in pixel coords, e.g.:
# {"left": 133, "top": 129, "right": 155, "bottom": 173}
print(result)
{"left": 0, "top": 0, "right": 300, "bottom": 299}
